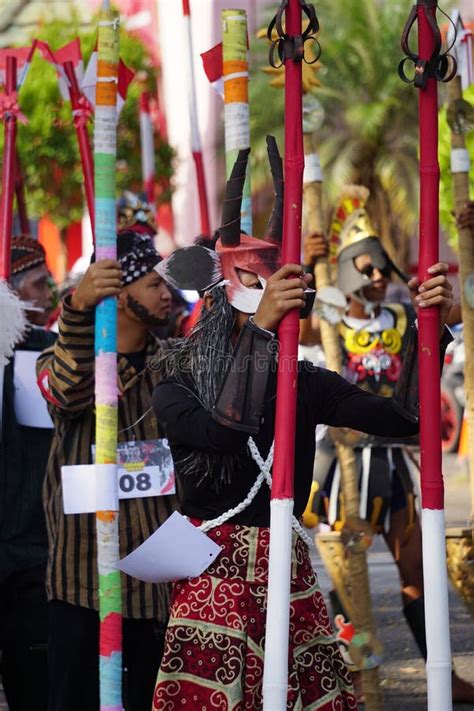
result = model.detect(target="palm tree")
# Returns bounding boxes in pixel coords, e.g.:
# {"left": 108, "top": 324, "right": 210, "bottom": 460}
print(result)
{"left": 250, "top": 0, "right": 422, "bottom": 267}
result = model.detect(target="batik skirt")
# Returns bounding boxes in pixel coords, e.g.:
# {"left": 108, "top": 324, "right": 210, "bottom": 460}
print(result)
{"left": 152, "top": 522, "right": 357, "bottom": 710}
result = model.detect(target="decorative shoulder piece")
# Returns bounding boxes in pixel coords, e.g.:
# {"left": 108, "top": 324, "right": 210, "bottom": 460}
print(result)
{"left": 212, "top": 319, "right": 276, "bottom": 433}
{"left": 155, "top": 245, "right": 222, "bottom": 294}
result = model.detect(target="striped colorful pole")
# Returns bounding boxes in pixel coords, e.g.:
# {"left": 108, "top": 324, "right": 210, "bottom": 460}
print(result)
{"left": 182, "top": 0, "right": 211, "bottom": 237}
{"left": 222, "top": 9, "right": 252, "bottom": 235}
{"left": 139, "top": 91, "right": 155, "bottom": 206}
{"left": 94, "top": 4, "right": 122, "bottom": 710}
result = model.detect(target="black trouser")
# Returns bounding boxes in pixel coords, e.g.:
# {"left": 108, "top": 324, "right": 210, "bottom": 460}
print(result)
{"left": 0, "top": 563, "right": 49, "bottom": 711}
{"left": 48, "top": 600, "right": 167, "bottom": 711}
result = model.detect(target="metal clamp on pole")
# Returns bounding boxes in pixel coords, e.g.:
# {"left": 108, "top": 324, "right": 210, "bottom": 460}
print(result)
{"left": 398, "top": 0, "right": 457, "bottom": 88}
{"left": 267, "top": 0, "right": 320, "bottom": 68}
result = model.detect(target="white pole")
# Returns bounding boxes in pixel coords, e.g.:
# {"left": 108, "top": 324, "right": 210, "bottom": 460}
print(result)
{"left": 262, "top": 498, "right": 294, "bottom": 710}
{"left": 139, "top": 93, "right": 155, "bottom": 204}
{"left": 182, "top": 1, "right": 210, "bottom": 236}
{"left": 422, "top": 508, "right": 452, "bottom": 710}
{"left": 183, "top": 12, "right": 201, "bottom": 154}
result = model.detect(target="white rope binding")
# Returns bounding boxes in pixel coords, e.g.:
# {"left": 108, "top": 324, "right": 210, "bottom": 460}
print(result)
{"left": 199, "top": 437, "right": 312, "bottom": 548}
{"left": 199, "top": 440, "right": 274, "bottom": 533}
{"left": 248, "top": 438, "right": 313, "bottom": 548}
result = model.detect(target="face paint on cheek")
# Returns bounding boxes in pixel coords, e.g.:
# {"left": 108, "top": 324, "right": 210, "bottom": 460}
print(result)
{"left": 126, "top": 294, "right": 169, "bottom": 327}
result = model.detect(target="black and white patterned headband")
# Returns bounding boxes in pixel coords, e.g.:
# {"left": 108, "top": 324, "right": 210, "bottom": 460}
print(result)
{"left": 117, "top": 232, "right": 162, "bottom": 285}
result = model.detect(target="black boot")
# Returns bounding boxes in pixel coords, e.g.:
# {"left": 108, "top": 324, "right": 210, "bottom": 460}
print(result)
{"left": 329, "top": 589, "right": 350, "bottom": 620}
{"left": 403, "top": 596, "right": 427, "bottom": 660}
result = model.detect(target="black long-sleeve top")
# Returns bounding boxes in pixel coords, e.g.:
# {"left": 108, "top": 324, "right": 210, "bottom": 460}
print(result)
{"left": 1, "top": 327, "right": 56, "bottom": 581}
{"left": 152, "top": 362, "right": 418, "bottom": 527}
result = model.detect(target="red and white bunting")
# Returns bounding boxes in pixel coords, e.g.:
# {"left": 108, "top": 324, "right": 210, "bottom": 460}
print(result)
{"left": 82, "top": 48, "right": 134, "bottom": 117}
{"left": 200, "top": 42, "right": 224, "bottom": 98}
{"left": 0, "top": 44, "right": 36, "bottom": 90}
{"left": 36, "top": 38, "right": 84, "bottom": 100}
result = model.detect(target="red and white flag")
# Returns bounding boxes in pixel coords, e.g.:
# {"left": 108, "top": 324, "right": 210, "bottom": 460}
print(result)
{"left": 0, "top": 44, "right": 36, "bottom": 90}
{"left": 82, "top": 47, "right": 134, "bottom": 117}
{"left": 36, "top": 38, "right": 84, "bottom": 100}
{"left": 200, "top": 42, "right": 224, "bottom": 98}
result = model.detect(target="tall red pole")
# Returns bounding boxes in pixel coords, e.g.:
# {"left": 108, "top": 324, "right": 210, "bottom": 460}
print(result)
{"left": 0, "top": 56, "right": 28, "bottom": 424}
{"left": 63, "top": 60, "right": 95, "bottom": 240}
{"left": 15, "top": 150, "right": 29, "bottom": 235}
{"left": 417, "top": 4, "right": 442, "bottom": 508}
{"left": 417, "top": 3, "right": 452, "bottom": 706}
{"left": 400, "top": 1, "right": 455, "bottom": 707}
{"left": 263, "top": 0, "right": 305, "bottom": 707}
{"left": 0, "top": 57, "right": 18, "bottom": 280}
{"left": 272, "top": 0, "right": 303, "bottom": 500}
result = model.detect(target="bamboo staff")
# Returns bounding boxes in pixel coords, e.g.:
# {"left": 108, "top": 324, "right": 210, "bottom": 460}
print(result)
{"left": 447, "top": 12, "right": 474, "bottom": 553}
{"left": 399, "top": 1, "right": 456, "bottom": 706}
{"left": 261, "top": 18, "right": 382, "bottom": 704}
{"left": 182, "top": 0, "right": 211, "bottom": 237}
{"left": 448, "top": 81, "right": 474, "bottom": 531}
{"left": 93, "top": 5, "right": 122, "bottom": 708}
{"left": 303, "top": 135, "right": 383, "bottom": 708}
{"left": 222, "top": 9, "right": 252, "bottom": 234}
{"left": 263, "top": 1, "right": 310, "bottom": 707}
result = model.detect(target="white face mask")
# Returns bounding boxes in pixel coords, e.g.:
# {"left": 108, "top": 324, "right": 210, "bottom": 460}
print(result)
{"left": 225, "top": 276, "right": 267, "bottom": 315}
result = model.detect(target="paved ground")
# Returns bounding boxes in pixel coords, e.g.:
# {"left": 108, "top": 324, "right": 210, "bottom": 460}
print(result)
{"left": 312, "top": 453, "right": 473, "bottom": 710}
{"left": 1, "top": 454, "right": 472, "bottom": 710}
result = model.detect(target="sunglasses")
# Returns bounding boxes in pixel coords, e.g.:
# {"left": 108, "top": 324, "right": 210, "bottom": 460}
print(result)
{"left": 358, "top": 263, "right": 392, "bottom": 280}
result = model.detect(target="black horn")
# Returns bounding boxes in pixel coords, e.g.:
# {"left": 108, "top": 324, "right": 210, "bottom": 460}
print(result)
{"left": 265, "top": 135, "right": 284, "bottom": 247}
{"left": 217, "top": 148, "right": 250, "bottom": 247}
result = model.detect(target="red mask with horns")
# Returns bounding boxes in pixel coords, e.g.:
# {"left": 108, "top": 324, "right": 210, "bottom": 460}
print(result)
{"left": 156, "top": 137, "right": 313, "bottom": 316}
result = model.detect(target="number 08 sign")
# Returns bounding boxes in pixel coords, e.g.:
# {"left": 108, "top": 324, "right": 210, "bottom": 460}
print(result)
{"left": 116, "top": 439, "right": 176, "bottom": 499}
{"left": 61, "top": 439, "right": 175, "bottom": 515}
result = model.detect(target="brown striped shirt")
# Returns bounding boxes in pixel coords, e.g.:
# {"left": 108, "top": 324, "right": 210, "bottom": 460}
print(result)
{"left": 36, "top": 296, "right": 179, "bottom": 620}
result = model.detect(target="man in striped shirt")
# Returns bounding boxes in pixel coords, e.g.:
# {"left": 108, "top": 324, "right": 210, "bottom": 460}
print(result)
{"left": 37, "top": 231, "right": 179, "bottom": 711}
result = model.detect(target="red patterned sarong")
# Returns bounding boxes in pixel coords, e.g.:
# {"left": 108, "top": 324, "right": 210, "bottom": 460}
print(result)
{"left": 153, "top": 523, "right": 356, "bottom": 710}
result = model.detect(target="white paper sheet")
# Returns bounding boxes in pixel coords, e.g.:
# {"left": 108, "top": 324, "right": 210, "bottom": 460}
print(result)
{"left": 14, "top": 351, "right": 53, "bottom": 428}
{"left": 117, "top": 511, "right": 221, "bottom": 583}
{"left": 62, "top": 463, "right": 118, "bottom": 514}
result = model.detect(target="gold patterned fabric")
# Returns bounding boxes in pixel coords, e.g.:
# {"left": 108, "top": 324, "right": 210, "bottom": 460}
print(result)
{"left": 153, "top": 522, "right": 356, "bottom": 710}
